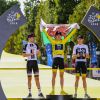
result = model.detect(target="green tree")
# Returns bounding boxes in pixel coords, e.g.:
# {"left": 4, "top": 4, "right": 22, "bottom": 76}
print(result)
{"left": 55, "top": 0, "right": 81, "bottom": 24}
{"left": 69, "top": 0, "right": 100, "bottom": 43}
{"left": 34, "top": 0, "right": 80, "bottom": 46}
{"left": 0, "top": 0, "right": 7, "bottom": 16}
{"left": 3, "top": 0, "right": 81, "bottom": 54}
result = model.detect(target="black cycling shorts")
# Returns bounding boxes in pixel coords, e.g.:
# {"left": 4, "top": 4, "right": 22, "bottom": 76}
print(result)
{"left": 27, "top": 60, "right": 39, "bottom": 76}
{"left": 75, "top": 61, "right": 87, "bottom": 75}
{"left": 52, "top": 57, "right": 64, "bottom": 70}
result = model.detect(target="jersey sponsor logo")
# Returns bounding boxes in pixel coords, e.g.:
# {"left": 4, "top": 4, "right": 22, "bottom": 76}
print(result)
{"left": 55, "top": 44, "right": 63, "bottom": 50}
{"left": 76, "top": 48, "right": 86, "bottom": 59}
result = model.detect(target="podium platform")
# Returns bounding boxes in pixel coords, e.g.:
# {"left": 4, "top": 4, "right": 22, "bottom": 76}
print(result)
{"left": 7, "top": 96, "right": 98, "bottom": 100}
{"left": 47, "top": 95, "right": 73, "bottom": 100}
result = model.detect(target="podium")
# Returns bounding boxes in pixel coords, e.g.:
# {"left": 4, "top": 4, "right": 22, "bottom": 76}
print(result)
{"left": 23, "top": 98, "right": 49, "bottom": 100}
{"left": 22, "top": 98, "right": 49, "bottom": 100}
{"left": 46, "top": 95, "right": 73, "bottom": 100}
{"left": 8, "top": 97, "right": 98, "bottom": 100}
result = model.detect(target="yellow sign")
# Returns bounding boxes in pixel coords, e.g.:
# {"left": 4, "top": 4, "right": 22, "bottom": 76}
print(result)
{"left": 96, "top": 14, "right": 100, "bottom": 19}
{"left": 16, "top": 13, "right": 21, "bottom": 20}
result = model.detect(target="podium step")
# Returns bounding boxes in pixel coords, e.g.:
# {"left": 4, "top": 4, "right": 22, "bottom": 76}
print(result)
{"left": 8, "top": 98, "right": 49, "bottom": 100}
{"left": 46, "top": 95, "right": 73, "bottom": 100}
{"left": 23, "top": 98, "right": 48, "bottom": 100}
{"left": 7, "top": 97, "right": 99, "bottom": 100}
{"left": 46, "top": 95, "right": 98, "bottom": 100}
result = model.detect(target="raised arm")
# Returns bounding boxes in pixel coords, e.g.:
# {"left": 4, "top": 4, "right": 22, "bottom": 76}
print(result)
{"left": 85, "top": 45, "right": 90, "bottom": 59}
{"left": 63, "top": 29, "right": 77, "bottom": 44}
{"left": 72, "top": 45, "right": 77, "bottom": 60}
{"left": 43, "top": 29, "right": 55, "bottom": 43}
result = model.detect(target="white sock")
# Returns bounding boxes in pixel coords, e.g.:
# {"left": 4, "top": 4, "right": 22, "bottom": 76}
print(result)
{"left": 38, "top": 88, "right": 41, "bottom": 94}
{"left": 29, "top": 88, "right": 31, "bottom": 94}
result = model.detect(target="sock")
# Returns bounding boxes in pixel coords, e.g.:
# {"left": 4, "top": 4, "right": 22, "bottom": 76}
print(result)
{"left": 84, "top": 88, "right": 87, "bottom": 94}
{"left": 85, "top": 90, "right": 87, "bottom": 94}
{"left": 38, "top": 88, "right": 41, "bottom": 94}
{"left": 29, "top": 88, "right": 31, "bottom": 94}
{"left": 75, "top": 87, "right": 77, "bottom": 94}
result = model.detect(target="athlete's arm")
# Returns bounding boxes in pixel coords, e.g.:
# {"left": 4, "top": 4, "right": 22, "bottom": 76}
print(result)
{"left": 72, "top": 45, "right": 80, "bottom": 59}
{"left": 43, "top": 29, "right": 55, "bottom": 43}
{"left": 72, "top": 46, "right": 76, "bottom": 59}
{"left": 22, "top": 44, "right": 33, "bottom": 57}
{"left": 22, "top": 53, "right": 33, "bottom": 57}
{"left": 63, "top": 29, "right": 77, "bottom": 44}
{"left": 72, "top": 54, "right": 80, "bottom": 59}
{"left": 36, "top": 50, "right": 41, "bottom": 57}
{"left": 85, "top": 45, "right": 90, "bottom": 59}
{"left": 34, "top": 43, "right": 41, "bottom": 56}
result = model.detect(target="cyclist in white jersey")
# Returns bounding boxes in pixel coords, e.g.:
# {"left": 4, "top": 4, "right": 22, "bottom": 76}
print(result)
{"left": 72, "top": 35, "right": 90, "bottom": 98}
{"left": 23, "top": 34, "right": 44, "bottom": 98}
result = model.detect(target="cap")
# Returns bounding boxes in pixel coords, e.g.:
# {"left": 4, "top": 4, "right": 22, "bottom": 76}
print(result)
{"left": 77, "top": 35, "right": 84, "bottom": 39}
{"left": 28, "top": 33, "right": 35, "bottom": 38}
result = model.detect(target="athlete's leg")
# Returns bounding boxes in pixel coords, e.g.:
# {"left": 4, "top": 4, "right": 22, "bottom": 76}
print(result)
{"left": 27, "top": 61, "right": 33, "bottom": 97}
{"left": 74, "top": 62, "right": 80, "bottom": 98}
{"left": 82, "top": 74, "right": 90, "bottom": 98}
{"left": 34, "top": 74, "right": 44, "bottom": 97}
{"left": 28, "top": 75, "right": 32, "bottom": 93}
{"left": 82, "top": 74, "right": 87, "bottom": 94}
{"left": 59, "top": 70, "right": 64, "bottom": 91}
{"left": 33, "top": 61, "right": 44, "bottom": 97}
{"left": 51, "top": 58, "right": 58, "bottom": 92}
{"left": 34, "top": 74, "right": 41, "bottom": 90}
{"left": 75, "top": 74, "right": 80, "bottom": 94}
{"left": 52, "top": 69, "right": 57, "bottom": 90}
{"left": 59, "top": 70, "right": 67, "bottom": 95}
{"left": 49, "top": 69, "right": 57, "bottom": 95}
{"left": 81, "top": 62, "right": 87, "bottom": 94}
{"left": 59, "top": 58, "right": 67, "bottom": 95}
{"left": 82, "top": 63, "right": 90, "bottom": 98}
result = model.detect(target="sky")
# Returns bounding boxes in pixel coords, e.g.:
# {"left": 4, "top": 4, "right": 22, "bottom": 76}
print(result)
{"left": 18, "top": 0, "right": 26, "bottom": 14}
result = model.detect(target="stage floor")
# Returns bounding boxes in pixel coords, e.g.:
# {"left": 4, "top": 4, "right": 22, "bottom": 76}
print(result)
{"left": 0, "top": 51, "right": 100, "bottom": 98}
{"left": 0, "top": 70, "right": 100, "bottom": 98}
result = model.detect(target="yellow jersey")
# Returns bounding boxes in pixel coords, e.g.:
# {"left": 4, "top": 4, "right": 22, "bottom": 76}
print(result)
{"left": 43, "top": 29, "right": 77, "bottom": 58}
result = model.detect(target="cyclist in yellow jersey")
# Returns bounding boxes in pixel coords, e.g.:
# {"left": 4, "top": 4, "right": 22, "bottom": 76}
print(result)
{"left": 44, "top": 29, "right": 77, "bottom": 95}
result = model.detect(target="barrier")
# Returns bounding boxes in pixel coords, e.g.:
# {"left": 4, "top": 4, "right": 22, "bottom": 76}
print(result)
{"left": 0, "top": 68, "right": 100, "bottom": 70}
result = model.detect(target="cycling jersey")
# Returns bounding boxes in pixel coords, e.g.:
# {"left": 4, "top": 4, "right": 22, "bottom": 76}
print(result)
{"left": 73, "top": 44, "right": 89, "bottom": 62}
{"left": 23, "top": 42, "right": 39, "bottom": 60}
{"left": 44, "top": 29, "right": 77, "bottom": 58}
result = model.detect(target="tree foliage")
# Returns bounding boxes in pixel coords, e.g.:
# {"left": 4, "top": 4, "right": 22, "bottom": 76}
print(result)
{"left": 69, "top": 0, "right": 100, "bottom": 43}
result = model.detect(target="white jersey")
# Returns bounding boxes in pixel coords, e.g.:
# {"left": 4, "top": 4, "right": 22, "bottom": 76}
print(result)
{"left": 73, "top": 44, "right": 89, "bottom": 62}
{"left": 23, "top": 42, "right": 39, "bottom": 60}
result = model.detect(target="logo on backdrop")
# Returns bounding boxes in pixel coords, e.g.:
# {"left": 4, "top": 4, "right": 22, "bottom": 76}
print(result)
{"left": 7, "top": 11, "right": 21, "bottom": 25}
{"left": 0, "top": 4, "right": 26, "bottom": 54}
{"left": 88, "top": 12, "right": 100, "bottom": 26}
{"left": 81, "top": 6, "right": 100, "bottom": 41}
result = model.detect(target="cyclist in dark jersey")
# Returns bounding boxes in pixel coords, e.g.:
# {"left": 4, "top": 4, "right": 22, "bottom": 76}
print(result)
{"left": 23, "top": 34, "right": 44, "bottom": 98}
{"left": 72, "top": 35, "right": 90, "bottom": 98}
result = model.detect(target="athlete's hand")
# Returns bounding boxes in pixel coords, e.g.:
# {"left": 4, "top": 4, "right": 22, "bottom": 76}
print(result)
{"left": 30, "top": 53, "right": 34, "bottom": 56}
{"left": 36, "top": 50, "right": 39, "bottom": 56}
{"left": 83, "top": 53, "right": 86, "bottom": 57}
{"left": 77, "top": 53, "right": 80, "bottom": 57}
{"left": 32, "top": 49, "right": 34, "bottom": 54}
